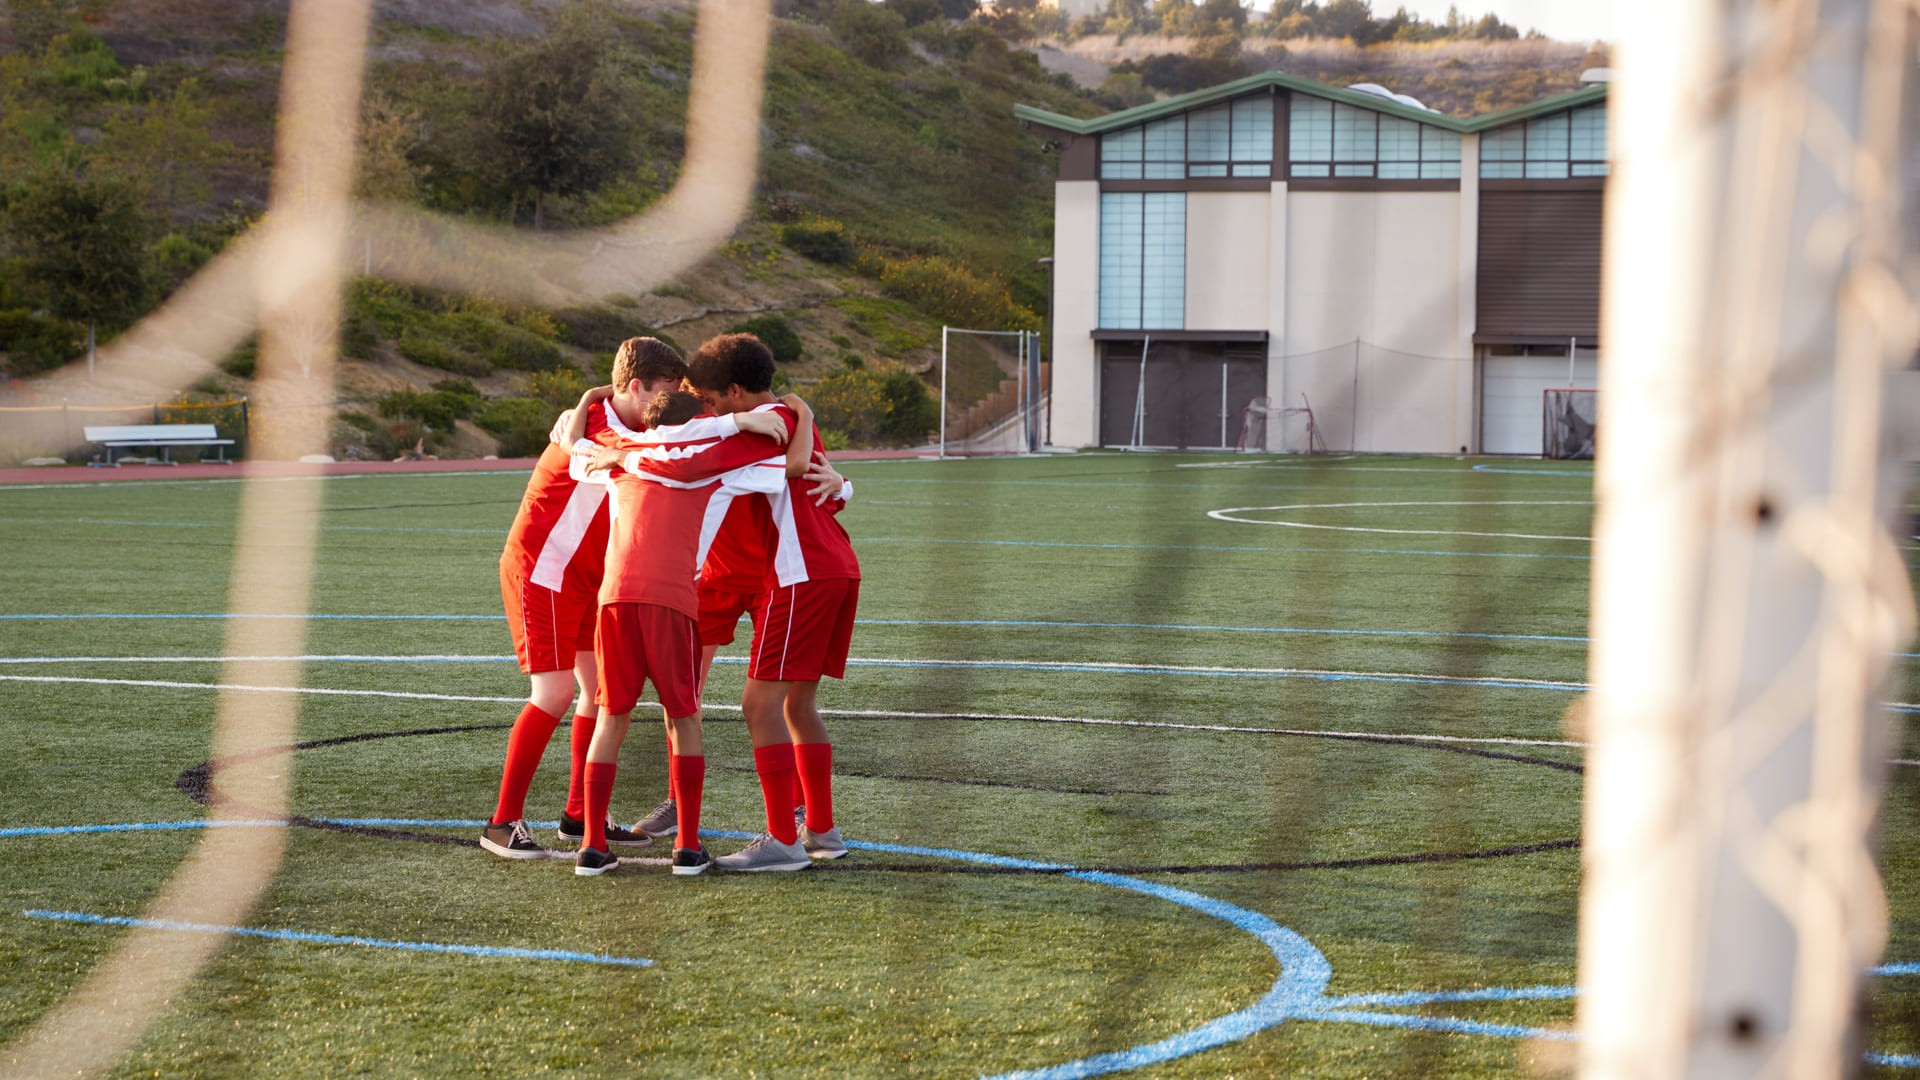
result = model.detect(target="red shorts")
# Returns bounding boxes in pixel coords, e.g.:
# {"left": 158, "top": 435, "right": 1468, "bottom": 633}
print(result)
{"left": 748, "top": 578, "right": 859, "bottom": 683}
{"left": 697, "top": 580, "right": 762, "bottom": 648}
{"left": 595, "top": 602, "right": 702, "bottom": 717}
{"left": 500, "top": 567, "right": 597, "bottom": 675}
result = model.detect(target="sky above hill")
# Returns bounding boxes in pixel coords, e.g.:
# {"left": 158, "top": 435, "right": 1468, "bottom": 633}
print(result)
{"left": 1391, "top": 0, "right": 1616, "bottom": 43}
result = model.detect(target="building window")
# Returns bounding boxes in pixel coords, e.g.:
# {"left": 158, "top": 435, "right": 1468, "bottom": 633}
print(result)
{"left": 1481, "top": 103, "right": 1609, "bottom": 178}
{"left": 1100, "top": 95, "right": 1273, "bottom": 180}
{"left": 1099, "top": 192, "right": 1185, "bottom": 330}
{"left": 1288, "top": 95, "right": 1461, "bottom": 179}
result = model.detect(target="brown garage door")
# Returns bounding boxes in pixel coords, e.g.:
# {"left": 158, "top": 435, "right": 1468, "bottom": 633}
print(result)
{"left": 1099, "top": 341, "right": 1267, "bottom": 449}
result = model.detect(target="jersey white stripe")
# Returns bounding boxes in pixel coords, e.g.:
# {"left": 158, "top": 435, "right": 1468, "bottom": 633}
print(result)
{"left": 529, "top": 482, "right": 607, "bottom": 591}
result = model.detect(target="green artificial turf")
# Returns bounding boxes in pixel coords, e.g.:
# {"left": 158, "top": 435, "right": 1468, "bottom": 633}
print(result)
{"left": 0, "top": 453, "right": 1915, "bottom": 1077}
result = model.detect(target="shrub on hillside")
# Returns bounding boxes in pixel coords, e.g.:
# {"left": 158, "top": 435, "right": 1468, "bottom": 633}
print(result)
{"left": 810, "top": 358, "right": 935, "bottom": 446}
{"left": 477, "top": 396, "right": 554, "bottom": 457}
{"left": 728, "top": 314, "right": 804, "bottom": 365}
{"left": 0, "top": 309, "right": 84, "bottom": 377}
{"left": 551, "top": 304, "right": 656, "bottom": 355}
{"left": 219, "top": 336, "right": 257, "bottom": 379}
{"left": 397, "top": 327, "right": 490, "bottom": 377}
{"left": 439, "top": 312, "right": 564, "bottom": 371}
{"left": 875, "top": 361, "right": 937, "bottom": 442}
{"left": 779, "top": 218, "right": 855, "bottom": 265}
{"left": 875, "top": 254, "right": 1040, "bottom": 332}
{"left": 378, "top": 386, "right": 477, "bottom": 435}
{"left": 830, "top": 0, "right": 910, "bottom": 68}
{"left": 527, "top": 366, "right": 591, "bottom": 407}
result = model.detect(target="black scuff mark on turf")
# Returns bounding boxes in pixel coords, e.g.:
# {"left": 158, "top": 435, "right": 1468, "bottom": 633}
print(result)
{"left": 707, "top": 761, "right": 1175, "bottom": 798}
{"left": 170, "top": 716, "right": 1580, "bottom": 868}
{"left": 171, "top": 721, "right": 1175, "bottom": 849}
{"left": 175, "top": 722, "right": 509, "bottom": 849}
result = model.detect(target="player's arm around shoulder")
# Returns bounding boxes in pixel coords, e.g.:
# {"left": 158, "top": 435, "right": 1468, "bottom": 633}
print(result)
{"left": 776, "top": 395, "right": 814, "bottom": 478}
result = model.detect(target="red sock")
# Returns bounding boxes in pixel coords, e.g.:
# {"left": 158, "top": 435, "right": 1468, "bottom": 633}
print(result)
{"left": 753, "top": 743, "right": 799, "bottom": 844}
{"left": 565, "top": 712, "right": 596, "bottom": 820}
{"left": 583, "top": 761, "right": 616, "bottom": 851}
{"left": 491, "top": 702, "right": 562, "bottom": 825}
{"left": 671, "top": 754, "right": 704, "bottom": 851}
{"left": 794, "top": 742, "right": 834, "bottom": 831}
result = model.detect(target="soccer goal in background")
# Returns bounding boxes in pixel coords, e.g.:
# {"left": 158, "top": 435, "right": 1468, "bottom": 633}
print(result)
{"left": 1543, "top": 387, "right": 1597, "bottom": 459}
{"left": 938, "top": 326, "right": 1045, "bottom": 457}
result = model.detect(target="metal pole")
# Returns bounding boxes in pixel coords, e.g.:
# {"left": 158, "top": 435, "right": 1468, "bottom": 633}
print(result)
{"left": 939, "top": 325, "right": 948, "bottom": 459}
{"left": 1569, "top": 335, "right": 1577, "bottom": 386}
{"left": 1580, "top": 1, "right": 1912, "bottom": 1077}
{"left": 1130, "top": 336, "right": 1149, "bottom": 448}
{"left": 1219, "top": 361, "right": 1227, "bottom": 448}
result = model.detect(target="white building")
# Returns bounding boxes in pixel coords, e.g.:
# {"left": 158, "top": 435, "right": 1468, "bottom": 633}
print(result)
{"left": 1015, "top": 72, "right": 1609, "bottom": 453}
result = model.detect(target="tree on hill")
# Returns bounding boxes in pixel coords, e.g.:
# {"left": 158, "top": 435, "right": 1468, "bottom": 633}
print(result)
{"left": 470, "top": 18, "right": 641, "bottom": 229}
{"left": 98, "top": 77, "right": 227, "bottom": 224}
{"left": 3, "top": 168, "right": 152, "bottom": 373}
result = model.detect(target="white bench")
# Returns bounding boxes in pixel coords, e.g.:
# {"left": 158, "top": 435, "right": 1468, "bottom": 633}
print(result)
{"left": 83, "top": 423, "right": 235, "bottom": 465}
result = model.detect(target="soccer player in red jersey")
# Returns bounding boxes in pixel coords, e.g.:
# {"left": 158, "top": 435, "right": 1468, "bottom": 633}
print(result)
{"left": 682, "top": 334, "right": 861, "bottom": 872}
{"left": 572, "top": 389, "right": 817, "bottom": 876}
{"left": 480, "top": 337, "right": 687, "bottom": 860}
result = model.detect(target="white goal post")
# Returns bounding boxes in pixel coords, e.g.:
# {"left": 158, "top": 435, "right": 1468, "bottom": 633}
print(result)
{"left": 939, "top": 326, "right": 1044, "bottom": 457}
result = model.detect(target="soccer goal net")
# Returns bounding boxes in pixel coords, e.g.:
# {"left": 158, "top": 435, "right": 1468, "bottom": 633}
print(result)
{"left": 940, "top": 326, "right": 1044, "bottom": 456}
{"left": 1542, "top": 387, "right": 1597, "bottom": 460}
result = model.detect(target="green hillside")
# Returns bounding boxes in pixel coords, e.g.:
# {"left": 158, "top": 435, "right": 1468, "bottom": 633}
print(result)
{"left": 0, "top": 0, "right": 1597, "bottom": 459}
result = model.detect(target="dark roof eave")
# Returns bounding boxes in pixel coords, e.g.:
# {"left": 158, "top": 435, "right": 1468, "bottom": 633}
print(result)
{"left": 1014, "top": 73, "right": 1608, "bottom": 137}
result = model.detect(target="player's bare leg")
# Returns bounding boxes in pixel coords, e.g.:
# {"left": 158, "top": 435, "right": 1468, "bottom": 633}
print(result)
{"left": 633, "top": 644, "right": 722, "bottom": 841}
{"left": 482, "top": 661, "right": 591, "bottom": 860}
{"left": 783, "top": 680, "right": 845, "bottom": 859}
{"left": 662, "top": 709, "right": 713, "bottom": 874}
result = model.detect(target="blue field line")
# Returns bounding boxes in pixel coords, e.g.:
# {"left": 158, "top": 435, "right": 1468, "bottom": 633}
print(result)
{"left": 1301, "top": 1006, "right": 1574, "bottom": 1041}
{"left": 859, "top": 536, "right": 1594, "bottom": 561}
{"left": 21, "top": 909, "right": 654, "bottom": 967}
{"left": 0, "top": 613, "right": 503, "bottom": 620}
{"left": 1319, "top": 984, "right": 1578, "bottom": 1009}
{"left": 7, "top": 818, "right": 1920, "bottom": 1071}
{"left": 0, "top": 819, "right": 290, "bottom": 838}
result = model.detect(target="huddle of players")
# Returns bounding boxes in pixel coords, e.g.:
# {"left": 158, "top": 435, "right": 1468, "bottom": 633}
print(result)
{"left": 480, "top": 332, "right": 860, "bottom": 877}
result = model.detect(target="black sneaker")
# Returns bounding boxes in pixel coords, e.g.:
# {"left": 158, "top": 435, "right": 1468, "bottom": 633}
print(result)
{"left": 671, "top": 845, "right": 713, "bottom": 877}
{"left": 480, "top": 818, "right": 550, "bottom": 860}
{"left": 575, "top": 847, "right": 619, "bottom": 877}
{"left": 556, "top": 813, "right": 652, "bottom": 848}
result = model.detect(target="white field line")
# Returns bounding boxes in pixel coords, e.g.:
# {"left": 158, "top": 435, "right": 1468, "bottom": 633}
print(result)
{"left": 0, "top": 673, "right": 1581, "bottom": 748}
{"left": 1208, "top": 500, "right": 1592, "bottom": 542}
{"left": 0, "top": 654, "right": 1591, "bottom": 690}
{"left": 6, "top": 674, "right": 1913, "bottom": 759}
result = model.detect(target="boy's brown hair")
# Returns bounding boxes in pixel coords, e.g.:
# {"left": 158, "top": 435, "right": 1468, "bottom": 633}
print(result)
{"left": 611, "top": 336, "right": 686, "bottom": 389}
{"left": 642, "top": 389, "right": 704, "bottom": 430}
{"left": 687, "top": 333, "right": 775, "bottom": 394}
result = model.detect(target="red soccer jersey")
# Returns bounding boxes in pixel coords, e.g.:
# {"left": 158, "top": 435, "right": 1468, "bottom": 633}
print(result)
{"left": 760, "top": 405, "right": 860, "bottom": 587}
{"left": 500, "top": 401, "right": 611, "bottom": 594}
{"left": 592, "top": 414, "right": 790, "bottom": 617}
{"left": 697, "top": 403, "right": 857, "bottom": 591}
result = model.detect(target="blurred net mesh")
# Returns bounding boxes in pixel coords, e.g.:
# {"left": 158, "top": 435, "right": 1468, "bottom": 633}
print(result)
{"left": 6, "top": 0, "right": 1919, "bottom": 1076}
{"left": 1544, "top": 388, "right": 1597, "bottom": 460}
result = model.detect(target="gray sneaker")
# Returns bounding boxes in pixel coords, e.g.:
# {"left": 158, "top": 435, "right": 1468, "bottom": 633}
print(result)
{"left": 714, "top": 833, "right": 812, "bottom": 872}
{"left": 801, "top": 824, "right": 847, "bottom": 861}
{"left": 633, "top": 799, "right": 677, "bottom": 839}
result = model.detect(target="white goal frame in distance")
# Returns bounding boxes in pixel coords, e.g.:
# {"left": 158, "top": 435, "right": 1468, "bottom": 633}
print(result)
{"left": 939, "top": 326, "right": 1042, "bottom": 458}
